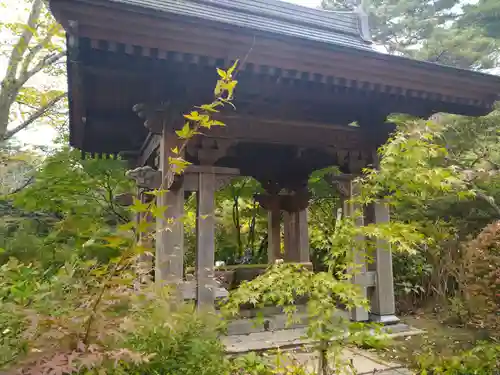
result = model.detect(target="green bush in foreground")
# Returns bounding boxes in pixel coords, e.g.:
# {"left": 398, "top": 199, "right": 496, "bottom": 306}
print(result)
{"left": 417, "top": 341, "right": 500, "bottom": 375}
{"left": 118, "top": 300, "right": 228, "bottom": 375}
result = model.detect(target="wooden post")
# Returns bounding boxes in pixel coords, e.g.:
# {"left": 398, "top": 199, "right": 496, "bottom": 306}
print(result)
{"left": 267, "top": 201, "right": 282, "bottom": 263}
{"left": 196, "top": 171, "right": 216, "bottom": 308}
{"left": 369, "top": 202, "right": 399, "bottom": 324}
{"left": 137, "top": 191, "right": 154, "bottom": 283}
{"left": 155, "top": 127, "right": 184, "bottom": 288}
{"left": 283, "top": 211, "right": 297, "bottom": 262}
{"left": 295, "top": 209, "right": 310, "bottom": 262}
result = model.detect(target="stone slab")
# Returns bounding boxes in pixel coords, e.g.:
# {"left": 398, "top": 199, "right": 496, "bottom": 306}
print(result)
{"left": 180, "top": 281, "right": 228, "bottom": 300}
{"left": 223, "top": 328, "right": 312, "bottom": 353}
{"left": 260, "top": 348, "right": 414, "bottom": 375}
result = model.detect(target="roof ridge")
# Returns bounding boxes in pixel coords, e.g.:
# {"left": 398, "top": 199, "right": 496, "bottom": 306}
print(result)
{"left": 189, "top": 0, "right": 366, "bottom": 38}
{"left": 98, "top": 0, "right": 373, "bottom": 51}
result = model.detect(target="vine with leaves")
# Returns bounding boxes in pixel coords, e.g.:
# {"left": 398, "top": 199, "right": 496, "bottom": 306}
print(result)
{"left": 1, "top": 61, "right": 240, "bottom": 374}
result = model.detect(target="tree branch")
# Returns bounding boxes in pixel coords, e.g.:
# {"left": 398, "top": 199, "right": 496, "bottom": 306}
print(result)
{"left": 2, "top": 92, "right": 66, "bottom": 141}
{"left": 472, "top": 184, "right": 500, "bottom": 218}
{"left": 8, "top": 175, "right": 34, "bottom": 195}
{"left": 15, "top": 51, "right": 65, "bottom": 90}
{"left": 20, "top": 24, "right": 62, "bottom": 77}
{"left": 1, "top": 0, "right": 43, "bottom": 87}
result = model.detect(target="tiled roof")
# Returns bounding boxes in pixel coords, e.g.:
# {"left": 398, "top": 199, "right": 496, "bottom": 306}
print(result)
{"left": 107, "top": 0, "right": 373, "bottom": 51}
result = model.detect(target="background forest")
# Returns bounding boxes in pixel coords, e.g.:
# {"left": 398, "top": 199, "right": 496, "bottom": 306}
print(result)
{"left": 0, "top": 0, "right": 499, "bottom": 374}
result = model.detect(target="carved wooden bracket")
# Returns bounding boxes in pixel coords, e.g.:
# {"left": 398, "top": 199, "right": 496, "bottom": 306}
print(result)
{"left": 348, "top": 151, "right": 369, "bottom": 174}
{"left": 254, "top": 194, "right": 280, "bottom": 211}
{"left": 281, "top": 191, "right": 310, "bottom": 212}
{"left": 325, "top": 174, "right": 356, "bottom": 198}
{"left": 255, "top": 190, "right": 310, "bottom": 213}
{"left": 331, "top": 180, "right": 351, "bottom": 198}
{"left": 260, "top": 180, "right": 282, "bottom": 195}
{"left": 132, "top": 102, "right": 173, "bottom": 134}
{"left": 126, "top": 166, "right": 162, "bottom": 189}
{"left": 187, "top": 138, "right": 235, "bottom": 165}
{"left": 114, "top": 192, "right": 134, "bottom": 206}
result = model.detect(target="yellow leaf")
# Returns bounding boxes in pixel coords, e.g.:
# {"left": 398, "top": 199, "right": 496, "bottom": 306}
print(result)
{"left": 175, "top": 122, "right": 192, "bottom": 139}
{"left": 211, "top": 120, "right": 226, "bottom": 127}
{"left": 197, "top": 102, "right": 223, "bottom": 112}
{"left": 216, "top": 68, "right": 227, "bottom": 79}
{"left": 169, "top": 157, "right": 191, "bottom": 174}
{"left": 130, "top": 198, "right": 150, "bottom": 213}
{"left": 171, "top": 146, "right": 179, "bottom": 154}
{"left": 184, "top": 111, "right": 201, "bottom": 121}
{"left": 144, "top": 189, "right": 170, "bottom": 196}
{"left": 227, "top": 59, "right": 239, "bottom": 77}
{"left": 214, "top": 80, "right": 223, "bottom": 96}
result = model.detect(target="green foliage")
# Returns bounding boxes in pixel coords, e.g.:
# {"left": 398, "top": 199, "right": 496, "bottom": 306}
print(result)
{"left": 0, "top": 256, "right": 230, "bottom": 375}
{"left": 0, "top": 145, "right": 132, "bottom": 267}
{"left": 230, "top": 352, "right": 274, "bottom": 375}
{"left": 0, "top": 61, "right": 242, "bottom": 374}
{"left": 215, "top": 177, "right": 267, "bottom": 264}
{"left": 322, "top": 0, "right": 499, "bottom": 70}
{"left": 14, "top": 146, "right": 132, "bottom": 221}
{"left": 118, "top": 300, "right": 228, "bottom": 375}
{"left": 221, "top": 207, "right": 412, "bottom": 373}
{"left": 358, "top": 111, "right": 500, "bottom": 314}
{"left": 460, "top": 221, "right": 500, "bottom": 336}
{"left": 308, "top": 167, "right": 342, "bottom": 271}
{"left": 359, "top": 117, "right": 466, "bottom": 207}
{"left": 230, "top": 351, "right": 312, "bottom": 375}
{"left": 461, "top": 0, "right": 500, "bottom": 39}
{"left": 392, "top": 251, "right": 432, "bottom": 313}
{"left": 417, "top": 341, "right": 500, "bottom": 375}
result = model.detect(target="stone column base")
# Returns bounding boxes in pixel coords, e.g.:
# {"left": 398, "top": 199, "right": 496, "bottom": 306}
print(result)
{"left": 369, "top": 313, "right": 400, "bottom": 325}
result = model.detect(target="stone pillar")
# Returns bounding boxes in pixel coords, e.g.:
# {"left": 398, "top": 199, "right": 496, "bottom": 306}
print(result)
{"left": 156, "top": 127, "right": 184, "bottom": 288}
{"left": 332, "top": 175, "right": 369, "bottom": 322}
{"left": 196, "top": 171, "right": 216, "bottom": 308}
{"left": 368, "top": 202, "right": 399, "bottom": 324}
{"left": 345, "top": 181, "right": 369, "bottom": 322}
{"left": 267, "top": 202, "right": 281, "bottom": 263}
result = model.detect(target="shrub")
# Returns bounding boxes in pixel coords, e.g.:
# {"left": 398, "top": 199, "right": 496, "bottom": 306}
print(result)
{"left": 461, "top": 221, "right": 500, "bottom": 336}
{"left": 417, "top": 341, "right": 500, "bottom": 375}
{"left": 0, "top": 256, "right": 231, "bottom": 375}
{"left": 118, "top": 299, "right": 229, "bottom": 375}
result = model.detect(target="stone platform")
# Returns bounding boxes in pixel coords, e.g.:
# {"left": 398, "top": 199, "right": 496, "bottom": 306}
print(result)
{"left": 223, "top": 314, "right": 422, "bottom": 374}
{"left": 223, "top": 324, "right": 422, "bottom": 353}
{"left": 290, "top": 348, "right": 415, "bottom": 375}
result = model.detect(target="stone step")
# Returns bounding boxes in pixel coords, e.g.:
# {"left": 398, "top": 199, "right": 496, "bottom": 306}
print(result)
{"left": 224, "top": 323, "right": 422, "bottom": 353}
{"left": 227, "top": 313, "right": 309, "bottom": 336}
{"left": 226, "top": 309, "right": 350, "bottom": 336}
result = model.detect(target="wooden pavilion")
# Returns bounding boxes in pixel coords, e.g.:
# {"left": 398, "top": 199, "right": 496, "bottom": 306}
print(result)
{"left": 49, "top": 0, "right": 500, "bottom": 324}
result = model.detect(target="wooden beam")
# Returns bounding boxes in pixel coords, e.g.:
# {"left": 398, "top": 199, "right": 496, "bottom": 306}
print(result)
{"left": 186, "top": 165, "right": 240, "bottom": 175}
{"left": 137, "top": 132, "right": 160, "bottom": 166}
